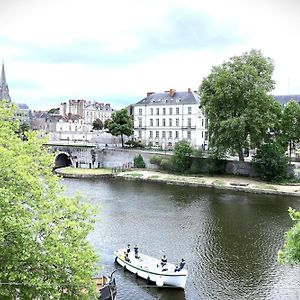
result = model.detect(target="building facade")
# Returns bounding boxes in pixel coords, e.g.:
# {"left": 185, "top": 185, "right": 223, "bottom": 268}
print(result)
{"left": 133, "top": 89, "right": 208, "bottom": 149}
{"left": 60, "top": 99, "right": 115, "bottom": 126}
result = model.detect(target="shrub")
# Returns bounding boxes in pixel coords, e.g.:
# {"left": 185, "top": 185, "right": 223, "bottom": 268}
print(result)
{"left": 171, "top": 141, "right": 192, "bottom": 173}
{"left": 160, "top": 158, "right": 174, "bottom": 172}
{"left": 252, "top": 142, "right": 290, "bottom": 181}
{"left": 133, "top": 154, "right": 146, "bottom": 168}
{"left": 150, "top": 154, "right": 162, "bottom": 165}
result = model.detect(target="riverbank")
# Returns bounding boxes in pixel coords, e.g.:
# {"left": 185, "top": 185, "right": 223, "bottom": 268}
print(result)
{"left": 55, "top": 167, "right": 300, "bottom": 197}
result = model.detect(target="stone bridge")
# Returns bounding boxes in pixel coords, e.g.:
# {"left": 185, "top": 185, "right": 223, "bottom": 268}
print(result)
{"left": 45, "top": 143, "right": 162, "bottom": 169}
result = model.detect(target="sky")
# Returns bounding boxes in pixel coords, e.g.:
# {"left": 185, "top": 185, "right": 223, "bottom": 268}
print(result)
{"left": 1, "top": 0, "right": 300, "bottom": 111}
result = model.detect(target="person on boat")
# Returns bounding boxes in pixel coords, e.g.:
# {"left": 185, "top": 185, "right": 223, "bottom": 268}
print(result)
{"left": 134, "top": 244, "right": 139, "bottom": 259}
{"left": 127, "top": 244, "right": 131, "bottom": 253}
{"left": 174, "top": 265, "right": 180, "bottom": 272}
{"left": 124, "top": 251, "right": 131, "bottom": 263}
{"left": 178, "top": 258, "right": 185, "bottom": 271}
{"left": 161, "top": 255, "right": 167, "bottom": 267}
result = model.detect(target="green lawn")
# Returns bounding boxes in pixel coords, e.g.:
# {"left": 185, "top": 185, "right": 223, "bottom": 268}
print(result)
{"left": 58, "top": 167, "right": 112, "bottom": 175}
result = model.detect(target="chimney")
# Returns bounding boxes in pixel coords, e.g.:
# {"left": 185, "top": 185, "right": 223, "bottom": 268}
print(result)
{"left": 169, "top": 89, "right": 176, "bottom": 97}
{"left": 147, "top": 92, "right": 155, "bottom": 96}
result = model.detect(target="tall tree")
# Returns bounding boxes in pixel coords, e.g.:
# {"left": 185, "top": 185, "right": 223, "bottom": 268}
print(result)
{"left": 107, "top": 109, "right": 133, "bottom": 147}
{"left": 171, "top": 140, "right": 193, "bottom": 173}
{"left": 281, "top": 100, "right": 300, "bottom": 157}
{"left": 199, "top": 49, "right": 280, "bottom": 161}
{"left": 0, "top": 102, "right": 99, "bottom": 299}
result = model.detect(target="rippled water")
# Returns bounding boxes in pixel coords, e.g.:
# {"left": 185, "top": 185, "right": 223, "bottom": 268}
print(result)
{"left": 62, "top": 178, "right": 300, "bottom": 300}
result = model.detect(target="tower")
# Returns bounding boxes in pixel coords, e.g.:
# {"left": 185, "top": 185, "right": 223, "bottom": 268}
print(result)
{"left": 0, "top": 62, "right": 11, "bottom": 102}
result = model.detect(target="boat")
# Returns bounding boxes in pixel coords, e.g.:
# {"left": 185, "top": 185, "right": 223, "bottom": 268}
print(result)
{"left": 114, "top": 248, "right": 188, "bottom": 288}
{"left": 93, "top": 270, "right": 117, "bottom": 300}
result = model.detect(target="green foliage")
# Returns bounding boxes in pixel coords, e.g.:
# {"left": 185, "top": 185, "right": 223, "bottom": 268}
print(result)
{"left": 15, "top": 122, "right": 30, "bottom": 141}
{"left": 133, "top": 154, "right": 146, "bottom": 168}
{"left": 149, "top": 154, "right": 163, "bottom": 166}
{"left": 252, "top": 142, "right": 290, "bottom": 181}
{"left": 104, "top": 119, "right": 111, "bottom": 129}
{"left": 125, "top": 140, "right": 145, "bottom": 148}
{"left": 192, "top": 148, "right": 204, "bottom": 158}
{"left": 160, "top": 158, "right": 174, "bottom": 172}
{"left": 199, "top": 49, "right": 281, "bottom": 161}
{"left": 107, "top": 109, "right": 133, "bottom": 147}
{"left": 281, "top": 100, "right": 300, "bottom": 156}
{"left": 92, "top": 118, "right": 103, "bottom": 130}
{"left": 47, "top": 107, "right": 59, "bottom": 114}
{"left": 0, "top": 102, "right": 99, "bottom": 299}
{"left": 278, "top": 207, "right": 300, "bottom": 264}
{"left": 171, "top": 140, "right": 192, "bottom": 173}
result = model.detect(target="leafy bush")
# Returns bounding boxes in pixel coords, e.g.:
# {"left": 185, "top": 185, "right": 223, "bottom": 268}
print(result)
{"left": 150, "top": 154, "right": 163, "bottom": 165}
{"left": 192, "top": 148, "right": 204, "bottom": 158}
{"left": 125, "top": 140, "right": 145, "bottom": 148}
{"left": 133, "top": 154, "right": 146, "bottom": 168}
{"left": 252, "top": 142, "right": 290, "bottom": 181}
{"left": 171, "top": 141, "right": 192, "bottom": 173}
{"left": 160, "top": 158, "right": 174, "bottom": 172}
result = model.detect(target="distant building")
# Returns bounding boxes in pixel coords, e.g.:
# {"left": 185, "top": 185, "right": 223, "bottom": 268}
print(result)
{"left": 133, "top": 88, "right": 208, "bottom": 150}
{"left": 0, "top": 62, "right": 11, "bottom": 102}
{"left": 60, "top": 99, "right": 115, "bottom": 125}
{"left": 273, "top": 95, "right": 300, "bottom": 107}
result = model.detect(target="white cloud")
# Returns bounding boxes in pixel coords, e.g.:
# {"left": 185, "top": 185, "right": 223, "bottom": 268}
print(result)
{"left": 1, "top": 0, "right": 300, "bottom": 110}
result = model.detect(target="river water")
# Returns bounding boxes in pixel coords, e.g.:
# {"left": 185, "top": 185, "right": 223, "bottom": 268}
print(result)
{"left": 62, "top": 178, "right": 300, "bottom": 300}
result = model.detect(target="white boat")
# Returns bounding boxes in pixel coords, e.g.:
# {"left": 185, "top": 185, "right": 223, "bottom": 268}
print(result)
{"left": 114, "top": 248, "right": 188, "bottom": 289}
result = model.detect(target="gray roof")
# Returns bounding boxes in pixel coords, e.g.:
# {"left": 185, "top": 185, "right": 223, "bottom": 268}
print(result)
{"left": 135, "top": 91, "right": 200, "bottom": 106}
{"left": 17, "top": 103, "right": 29, "bottom": 109}
{"left": 273, "top": 95, "right": 300, "bottom": 107}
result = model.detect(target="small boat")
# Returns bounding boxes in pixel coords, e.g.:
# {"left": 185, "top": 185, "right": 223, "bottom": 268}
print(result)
{"left": 93, "top": 270, "right": 117, "bottom": 300}
{"left": 114, "top": 248, "right": 188, "bottom": 289}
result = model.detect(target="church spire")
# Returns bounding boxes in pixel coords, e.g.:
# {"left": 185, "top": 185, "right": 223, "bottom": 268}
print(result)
{"left": 0, "top": 61, "right": 11, "bottom": 102}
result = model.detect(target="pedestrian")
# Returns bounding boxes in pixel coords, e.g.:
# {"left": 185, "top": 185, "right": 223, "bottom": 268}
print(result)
{"left": 134, "top": 244, "right": 139, "bottom": 259}
{"left": 161, "top": 255, "right": 167, "bottom": 267}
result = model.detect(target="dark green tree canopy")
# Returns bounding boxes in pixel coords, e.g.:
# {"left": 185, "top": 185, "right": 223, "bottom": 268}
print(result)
{"left": 171, "top": 140, "right": 193, "bottom": 173}
{"left": 199, "top": 49, "right": 280, "bottom": 161}
{"left": 107, "top": 109, "right": 133, "bottom": 147}
{"left": 281, "top": 100, "right": 300, "bottom": 156}
{"left": 92, "top": 118, "right": 103, "bottom": 130}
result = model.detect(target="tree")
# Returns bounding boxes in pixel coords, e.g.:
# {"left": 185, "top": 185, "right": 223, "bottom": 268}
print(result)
{"left": 104, "top": 119, "right": 111, "bottom": 129}
{"left": 252, "top": 142, "right": 290, "bottom": 181}
{"left": 92, "top": 118, "right": 103, "bottom": 130}
{"left": 171, "top": 140, "right": 193, "bottom": 173}
{"left": 278, "top": 207, "right": 300, "bottom": 264}
{"left": 199, "top": 49, "right": 281, "bottom": 161}
{"left": 281, "top": 100, "right": 300, "bottom": 157}
{"left": 48, "top": 108, "right": 59, "bottom": 114}
{"left": 0, "top": 102, "right": 99, "bottom": 299}
{"left": 133, "top": 154, "right": 146, "bottom": 168}
{"left": 107, "top": 109, "right": 133, "bottom": 147}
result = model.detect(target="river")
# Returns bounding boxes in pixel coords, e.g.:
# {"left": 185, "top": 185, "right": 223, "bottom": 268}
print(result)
{"left": 62, "top": 177, "right": 300, "bottom": 300}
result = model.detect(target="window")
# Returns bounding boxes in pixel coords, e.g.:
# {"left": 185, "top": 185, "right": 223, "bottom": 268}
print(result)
{"left": 156, "top": 108, "right": 159, "bottom": 115}
{"left": 156, "top": 131, "right": 159, "bottom": 138}
{"left": 187, "top": 118, "right": 191, "bottom": 128}
{"left": 162, "top": 131, "right": 166, "bottom": 138}
{"left": 149, "top": 131, "right": 153, "bottom": 138}
{"left": 201, "top": 131, "right": 204, "bottom": 138}
{"left": 156, "top": 119, "right": 159, "bottom": 126}
{"left": 138, "top": 131, "right": 142, "bottom": 139}
{"left": 205, "top": 131, "right": 208, "bottom": 140}
{"left": 187, "top": 131, "right": 191, "bottom": 139}
{"left": 175, "top": 131, "right": 179, "bottom": 138}
{"left": 176, "top": 107, "right": 179, "bottom": 115}
{"left": 176, "top": 118, "right": 179, "bottom": 126}
{"left": 163, "top": 107, "right": 166, "bottom": 115}
{"left": 139, "top": 108, "right": 142, "bottom": 115}
{"left": 150, "top": 108, "right": 153, "bottom": 115}
{"left": 188, "top": 107, "right": 192, "bottom": 114}
{"left": 169, "top": 119, "right": 172, "bottom": 126}
{"left": 162, "top": 119, "right": 166, "bottom": 126}
{"left": 138, "top": 118, "right": 142, "bottom": 128}
{"left": 169, "top": 107, "right": 173, "bottom": 115}
{"left": 150, "top": 119, "right": 153, "bottom": 126}
{"left": 202, "top": 119, "right": 204, "bottom": 127}
{"left": 168, "top": 142, "right": 172, "bottom": 147}
{"left": 169, "top": 131, "right": 172, "bottom": 138}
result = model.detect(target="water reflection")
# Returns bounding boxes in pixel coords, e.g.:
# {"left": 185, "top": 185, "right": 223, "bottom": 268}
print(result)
{"left": 62, "top": 178, "right": 300, "bottom": 300}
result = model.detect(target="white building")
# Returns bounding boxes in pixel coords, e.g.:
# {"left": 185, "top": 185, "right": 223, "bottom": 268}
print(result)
{"left": 133, "top": 89, "right": 208, "bottom": 149}
{"left": 60, "top": 99, "right": 115, "bottom": 126}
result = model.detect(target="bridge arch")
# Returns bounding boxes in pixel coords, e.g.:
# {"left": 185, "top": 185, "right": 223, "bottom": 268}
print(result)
{"left": 55, "top": 152, "right": 73, "bottom": 169}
